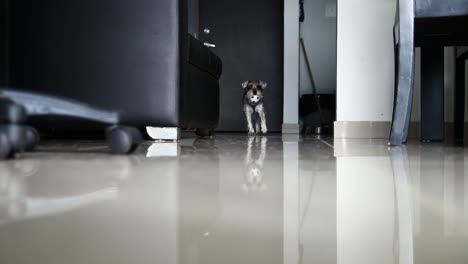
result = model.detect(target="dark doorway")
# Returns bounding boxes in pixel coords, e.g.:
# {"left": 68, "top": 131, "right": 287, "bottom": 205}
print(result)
{"left": 199, "top": 0, "right": 284, "bottom": 132}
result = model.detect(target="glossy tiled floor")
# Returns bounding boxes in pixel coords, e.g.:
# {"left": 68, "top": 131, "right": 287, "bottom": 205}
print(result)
{"left": 0, "top": 134, "right": 467, "bottom": 264}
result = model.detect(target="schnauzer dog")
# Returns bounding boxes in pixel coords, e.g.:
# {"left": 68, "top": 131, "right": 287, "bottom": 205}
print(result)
{"left": 242, "top": 80, "right": 268, "bottom": 135}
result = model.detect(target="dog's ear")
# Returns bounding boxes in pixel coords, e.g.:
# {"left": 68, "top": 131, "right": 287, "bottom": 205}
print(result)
{"left": 259, "top": 81, "right": 268, "bottom": 89}
{"left": 242, "top": 80, "right": 250, "bottom": 89}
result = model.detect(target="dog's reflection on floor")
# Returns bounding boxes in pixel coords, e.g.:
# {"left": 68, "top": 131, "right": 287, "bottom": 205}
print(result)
{"left": 243, "top": 136, "right": 268, "bottom": 193}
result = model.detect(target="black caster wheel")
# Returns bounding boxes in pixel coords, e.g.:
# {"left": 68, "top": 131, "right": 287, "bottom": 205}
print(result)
{"left": 0, "top": 97, "right": 27, "bottom": 124}
{"left": 0, "top": 124, "right": 28, "bottom": 153}
{"left": 195, "top": 128, "right": 214, "bottom": 137}
{"left": 106, "top": 126, "right": 143, "bottom": 154}
{"left": 0, "top": 98, "right": 29, "bottom": 159}
{"left": 24, "top": 126, "right": 40, "bottom": 151}
{"left": 0, "top": 133, "right": 13, "bottom": 160}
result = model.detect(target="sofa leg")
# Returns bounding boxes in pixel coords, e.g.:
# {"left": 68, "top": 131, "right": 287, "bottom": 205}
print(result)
{"left": 146, "top": 127, "right": 180, "bottom": 141}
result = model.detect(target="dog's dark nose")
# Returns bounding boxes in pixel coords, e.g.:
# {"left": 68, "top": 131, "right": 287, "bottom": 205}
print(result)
{"left": 253, "top": 90, "right": 257, "bottom": 95}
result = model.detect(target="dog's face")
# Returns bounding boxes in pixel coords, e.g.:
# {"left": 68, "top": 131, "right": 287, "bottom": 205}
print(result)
{"left": 242, "top": 80, "right": 267, "bottom": 105}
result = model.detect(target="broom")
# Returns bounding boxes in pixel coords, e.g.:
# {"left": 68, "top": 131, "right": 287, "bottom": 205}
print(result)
{"left": 300, "top": 38, "right": 324, "bottom": 127}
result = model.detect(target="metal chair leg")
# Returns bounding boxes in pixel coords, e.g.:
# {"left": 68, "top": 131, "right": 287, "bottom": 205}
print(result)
{"left": 389, "top": 1, "right": 415, "bottom": 146}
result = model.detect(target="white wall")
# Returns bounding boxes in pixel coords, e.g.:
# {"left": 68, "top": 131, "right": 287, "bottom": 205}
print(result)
{"left": 300, "top": 0, "right": 337, "bottom": 96}
{"left": 284, "top": 0, "right": 300, "bottom": 125}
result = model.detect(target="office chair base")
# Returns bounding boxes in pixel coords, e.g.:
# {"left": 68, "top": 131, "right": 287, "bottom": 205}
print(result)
{"left": 0, "top": 90, "right": 143, "bottom": 159}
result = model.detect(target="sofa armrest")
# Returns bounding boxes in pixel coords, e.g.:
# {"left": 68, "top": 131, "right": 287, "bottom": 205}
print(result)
{"left": 179, "top": 35, "right": 223, "bottom": 129}
{"left": 186, "top": 35, "right": 223, "bottom": 80}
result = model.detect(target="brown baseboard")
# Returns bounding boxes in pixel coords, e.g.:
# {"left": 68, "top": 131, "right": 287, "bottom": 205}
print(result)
{"left": 334, "top": 121, "right": 391, "bottom": 139}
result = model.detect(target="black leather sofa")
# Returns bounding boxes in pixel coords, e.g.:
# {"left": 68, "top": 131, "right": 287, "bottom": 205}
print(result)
{"left": 2, "top": 0, "right": 222, "bottom": 136}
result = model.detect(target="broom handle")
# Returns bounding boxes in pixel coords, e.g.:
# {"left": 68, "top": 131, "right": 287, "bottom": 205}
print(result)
{"left": 300, "top": 38, "right": 324, "bottom": 125}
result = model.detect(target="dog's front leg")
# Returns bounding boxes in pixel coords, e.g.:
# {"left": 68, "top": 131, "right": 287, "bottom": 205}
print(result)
{"left": 244, "top": 105, "right": 255, "bottom": 135}
{"left": 256, "top": 104, "right": 268, "bottom": 134}
{"left": 255, "top": 120, "right": 261, "bottom": 134}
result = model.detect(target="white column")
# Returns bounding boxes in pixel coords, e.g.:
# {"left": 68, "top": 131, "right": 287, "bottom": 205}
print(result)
{"left": 283, "top": 0, "right": 300, "bottom": 133}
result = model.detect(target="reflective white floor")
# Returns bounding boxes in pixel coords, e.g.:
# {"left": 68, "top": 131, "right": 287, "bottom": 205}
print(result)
{"left": 0, "top": 134, "right": 467, "bottom": 264}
